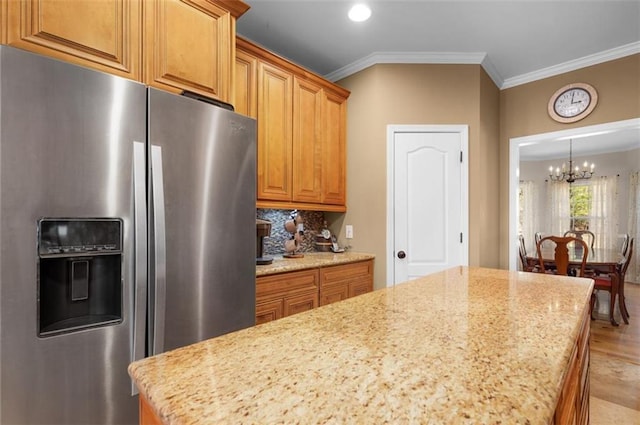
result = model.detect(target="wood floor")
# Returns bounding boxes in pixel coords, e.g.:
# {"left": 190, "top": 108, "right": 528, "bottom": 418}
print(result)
{"left": 589, "top": 281, "right": 640, "bottom": 424}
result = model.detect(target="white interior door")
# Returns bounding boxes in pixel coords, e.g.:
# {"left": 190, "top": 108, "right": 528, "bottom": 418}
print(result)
{"left": 387, "top": 125, "right": 468, "bottom": 285}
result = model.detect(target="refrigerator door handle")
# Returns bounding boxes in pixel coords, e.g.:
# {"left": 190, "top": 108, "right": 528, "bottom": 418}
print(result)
{"left": 132, "top": 141, "right": 148, "bottom": 395}
{"left": 150, "top": 144, "right": 167, "bottom": 356}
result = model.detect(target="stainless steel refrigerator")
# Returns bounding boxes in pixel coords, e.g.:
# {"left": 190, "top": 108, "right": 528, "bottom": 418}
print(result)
{"left": 0, "top": 46, "right": 256, "bottom": 424}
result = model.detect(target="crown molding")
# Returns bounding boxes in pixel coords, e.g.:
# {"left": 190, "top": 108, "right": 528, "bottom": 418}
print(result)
{"left": 325, "top": 51, "right": 504, "bottom": 87}
{"left": 325, "top": 41, "right": 640, "bottom": 90}
{"left": 499, "top": 41, "right": 640, "bottom": 89}
{"left": 480, "top": 56, "right": 503, "bottom": 88}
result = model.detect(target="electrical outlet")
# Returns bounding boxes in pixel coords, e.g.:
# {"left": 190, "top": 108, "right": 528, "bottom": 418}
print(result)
{"left": 345, "top": 225, "right": 353, "bottom": 239}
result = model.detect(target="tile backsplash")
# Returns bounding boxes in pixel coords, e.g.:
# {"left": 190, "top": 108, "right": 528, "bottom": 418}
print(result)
{"left": 257, "top": 209, "right": 326, "bottom": 255}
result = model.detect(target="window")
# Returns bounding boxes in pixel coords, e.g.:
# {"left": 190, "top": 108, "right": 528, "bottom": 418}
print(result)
{"left": 569, "top": 183, "right": 592, "bottom": 230}
{"left": 518, "top": 181, "right": 540, "bottom": 250}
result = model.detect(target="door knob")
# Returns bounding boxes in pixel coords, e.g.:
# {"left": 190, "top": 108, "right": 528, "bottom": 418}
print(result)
{"left": 397, "top": 250, "right": 406, "bottom": 259}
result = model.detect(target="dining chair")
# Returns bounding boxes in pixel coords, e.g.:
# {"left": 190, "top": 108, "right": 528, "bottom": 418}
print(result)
{"left": 620, "top": 234, "right": 630, "bottom": 256}
{"left": 534, "top": 232, "right": 543, "bottom": 245}
{"left": 563, "top": 229, "right": 595, "bottom": 250}
{"left": 590, "top": 238, "right": 634, "bottom": 326}
{"left": 618, "top": 237, "right": 634, "bottom": 319}
{"left": 563, "top": 229, "right": 597, "bottom": 277}
{"left": 518, "top": 235, "right": 537, "bottom": 272}
{"left": 536, "top": 235, "right": 588, "bottom": 277}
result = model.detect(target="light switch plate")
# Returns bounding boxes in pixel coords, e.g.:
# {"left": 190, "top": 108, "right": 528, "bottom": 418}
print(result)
{"left": 345, "top": 225, "right": 353, "bottom": 239}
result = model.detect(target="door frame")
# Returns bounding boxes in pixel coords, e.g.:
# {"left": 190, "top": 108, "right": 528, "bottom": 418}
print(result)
{"left": 386, "top": 125, "right": 469, "bottom": 286}
{"left": 508, "top": 117, "right": 640, "bottom": 270}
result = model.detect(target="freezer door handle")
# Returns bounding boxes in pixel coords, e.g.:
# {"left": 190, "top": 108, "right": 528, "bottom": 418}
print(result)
{"left": 150, "top": 144, "right": 167, "bottom": 356}
{"left": 132, "top": 141, "right": 148, "bottom": 395}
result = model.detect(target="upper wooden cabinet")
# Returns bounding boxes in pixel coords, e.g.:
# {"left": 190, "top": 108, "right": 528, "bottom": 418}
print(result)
{"left": 257, "top": 60, "right": 293, "bottom": 201}
{"left": 292, "top": 77, "right": 323, "bottom": 204}
{"left": 3, "top": 0, "right": 142, "bottom": 80}
{"left": 235, "top": 37, "right": 350, "bottom": 212}
{"left": 144, "top": 0, "right": 241, "bottom": 99}
{"left": 3, "top": 0, "right": 249, "bottom": 102}
{"left": 234, "top": 48, "right": 258, "bottom": 118}
{"left": 322, "top": 90, "right": 347, "bottom": 205}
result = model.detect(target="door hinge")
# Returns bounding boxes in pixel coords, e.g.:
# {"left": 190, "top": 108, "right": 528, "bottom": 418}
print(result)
{"left": 460, "top": 151, "right": 463, "bottom": 163}
{"left": 460, "top": 232, "right": 463, "bottom": 243}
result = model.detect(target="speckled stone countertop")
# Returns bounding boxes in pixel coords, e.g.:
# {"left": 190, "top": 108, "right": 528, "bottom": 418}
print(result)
{"left": 129, "top": 266, "right": 593, "bottom": 424}
{"left": 256, "top": 251, "right": 375, "bottom": 276}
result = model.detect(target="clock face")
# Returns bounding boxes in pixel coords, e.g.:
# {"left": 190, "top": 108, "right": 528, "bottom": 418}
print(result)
{"left": 548, "top": 83, "right": 598, "bottom": 123}
{"left": 554, "top": 88, "right": 591, "bottom": 118}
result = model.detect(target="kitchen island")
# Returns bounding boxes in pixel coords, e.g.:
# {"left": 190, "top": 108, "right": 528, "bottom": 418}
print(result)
{"left": 129, "top": 267, "right": 593, "bottom": 424}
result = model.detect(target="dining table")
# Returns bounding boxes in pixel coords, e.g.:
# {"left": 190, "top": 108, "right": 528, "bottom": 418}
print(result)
{"left": 526, "top": 246, "right": 627, "bottom": 326}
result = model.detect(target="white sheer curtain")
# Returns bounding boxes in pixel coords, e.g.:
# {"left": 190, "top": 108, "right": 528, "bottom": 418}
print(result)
{"left": 519, "top": 180, "right": 540, "bottom": 252}
{"left": 628, "top": 171, "right": 639, "bottom": 283}
{"left": 545, "top": 180, "right": 570, "bottom": 237}
{"left": 590, "top": 175, "right": 619, "bottom": 250}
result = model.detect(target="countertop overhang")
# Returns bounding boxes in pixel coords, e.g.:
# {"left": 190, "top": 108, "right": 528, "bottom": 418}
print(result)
{"left": 256, "top": 251, "right": 375, "bottom": 276}
{"left": 129, "top": 266, "right": 594, "bottom": 424}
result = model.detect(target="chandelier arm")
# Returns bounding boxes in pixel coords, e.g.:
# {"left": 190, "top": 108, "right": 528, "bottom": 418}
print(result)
{"left": 546, "top": 139, "right": 595, "bottom": 183}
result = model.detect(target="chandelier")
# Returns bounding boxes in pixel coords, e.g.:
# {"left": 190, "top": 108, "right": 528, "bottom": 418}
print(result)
{"left": 548, "top": 139, "right": 595, "bottom": 183}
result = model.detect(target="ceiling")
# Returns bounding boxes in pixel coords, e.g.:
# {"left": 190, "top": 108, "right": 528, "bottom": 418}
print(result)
{"left": 236, "top": 1, "right": 640, "bottom": 158}
{"left": 519, "top": 127, "right": 640, "bottom": 161}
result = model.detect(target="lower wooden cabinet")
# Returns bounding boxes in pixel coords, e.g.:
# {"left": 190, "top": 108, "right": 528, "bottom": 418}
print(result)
{"left": 320, "top": 260, "right": 374, "bottom": 306}
{"left": 554, "top": 304, "right": 590, "bottom": 425}
{"left": 256, "top": 268, "right": 319, "bottom": 325}
{"left": 139, "top": 394, "right": 162, "bottom": 425}
{"left": 256, "top": 259, "right": 374, "bottom": 324}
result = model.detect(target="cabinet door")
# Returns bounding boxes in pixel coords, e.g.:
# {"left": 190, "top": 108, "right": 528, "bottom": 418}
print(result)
{"left": 322, "top": 91, "right": 347, "bottom": 205}
{"left": 234, "top": 48, "right": 257, "bottom": 118}
{"left": 256, "top": 299, "right": 283, "bottom": 325}
{"left": 350, "top": 279, "right": 373, "bottom": 298}
{"left": 284, "top": 292, "right": 318, "bottom": 317}
{"left": 144, "top": 0, "right": 232, "bottom": 101}
{"left": 4, "top": 0, "right": 141, "bottom": 79}
{"left": 257, "top": 61, "right": 293, "bottom": 201}
{"left": 319, "top": 284, "right": 349, "bottom": 306}
{"left": 292, "top": 77, "right": 323, "bottom": 203}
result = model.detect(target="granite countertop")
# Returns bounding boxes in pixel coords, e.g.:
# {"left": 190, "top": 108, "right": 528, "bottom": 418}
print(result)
{"left": 256, "top": 251, "right": 375, "bottom": 276}
{"left": 129, "top": 266, "right": 593, "bottom": 424}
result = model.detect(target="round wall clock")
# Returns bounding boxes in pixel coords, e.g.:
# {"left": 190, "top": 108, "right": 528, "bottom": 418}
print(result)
{"left": 548, "top": 82, "right": 598, "bottom": 123}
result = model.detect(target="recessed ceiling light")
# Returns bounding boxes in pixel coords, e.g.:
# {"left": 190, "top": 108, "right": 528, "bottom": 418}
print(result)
{"left": 348, "top": 4, "right": 371, "bottom": 22}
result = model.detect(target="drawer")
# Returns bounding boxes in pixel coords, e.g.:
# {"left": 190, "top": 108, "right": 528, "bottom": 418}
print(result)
{"left": 257, "top": 268, "right": 319, "bottom": 299}
{"left": 320, "top": 260, "right": 372, "bottom": 287}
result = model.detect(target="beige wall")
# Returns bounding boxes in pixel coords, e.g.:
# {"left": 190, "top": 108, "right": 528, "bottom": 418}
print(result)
{"left": 331, "top": 64, "right": 500, "bottom": 290}
{"left": 332, "top": 54, "right": 639, "bottom": 289}
{"left": 499, "top": 54, "right": 640, "bottom": 268}
{"left": 479, "top": 69, "right": 501, "bottom": 267}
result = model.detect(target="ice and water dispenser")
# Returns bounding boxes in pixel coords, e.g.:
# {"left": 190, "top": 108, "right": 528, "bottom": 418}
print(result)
{"left": 37, "top": 219, "right": 123, "bottom": 337}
